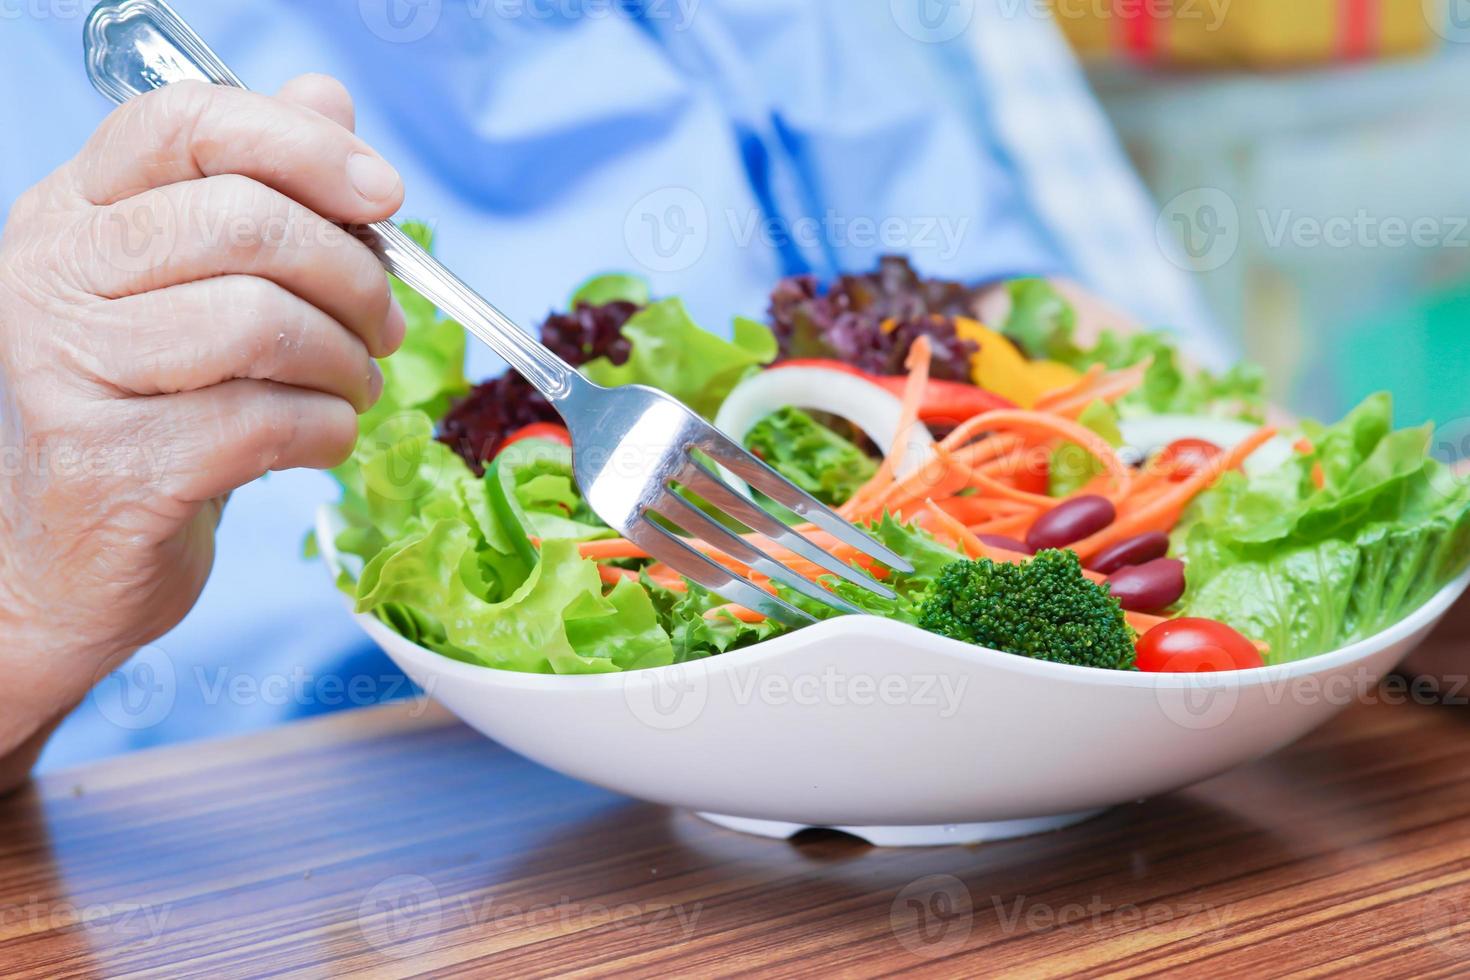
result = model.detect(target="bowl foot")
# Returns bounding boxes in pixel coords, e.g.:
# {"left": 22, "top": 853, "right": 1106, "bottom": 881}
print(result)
{"left": 695, "top": 808, "right": 1107, "bottom": 847}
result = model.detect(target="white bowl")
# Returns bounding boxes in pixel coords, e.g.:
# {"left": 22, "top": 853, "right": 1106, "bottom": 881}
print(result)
{"left": 316, "top": 507, "right": 1470, "bottom": 846}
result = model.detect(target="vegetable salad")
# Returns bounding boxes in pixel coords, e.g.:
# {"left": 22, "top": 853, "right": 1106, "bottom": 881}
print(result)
{"left": 320, "top": 224, "right": 1470, "bottom": 674}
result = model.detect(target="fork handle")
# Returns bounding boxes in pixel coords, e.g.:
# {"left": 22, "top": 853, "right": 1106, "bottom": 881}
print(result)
{"left": 82, "top": 0, "right": 586, "bottom": 403}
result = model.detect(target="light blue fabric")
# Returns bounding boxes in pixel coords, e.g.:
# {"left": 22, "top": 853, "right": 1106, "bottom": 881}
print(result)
{"left": 0, "top": 0, "right": 1210, "bottom": 768}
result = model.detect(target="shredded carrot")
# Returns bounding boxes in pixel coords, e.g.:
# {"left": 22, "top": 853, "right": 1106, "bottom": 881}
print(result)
{"left": 934, "top": 496, "right": 1033, "bottom": 524}
{"left": 1125, "top": 611, "right": 1170, "bottom": 634}
{"left": 1071, "top": 426, "right": 1278, "bottom": 560}
{"left": 842, "top": 336, "right": 933, "bottom": 518}
{"left": 1038, "top": 361, "right": 1150, "bottom": 418}
{"left": 970, "top": 512, "right": 1036, "bottom": 537}
{"left": 1033, "top": 363, "right": 1105, "bottom": 411}
{"left": 704, "top": 603, "right": 766, "bottom": 624}
{"left": 940, "top": 409, "right": 1132, "bottom": 503}
{"left": 598, "top": 565, "right": 639, "bottom": 586}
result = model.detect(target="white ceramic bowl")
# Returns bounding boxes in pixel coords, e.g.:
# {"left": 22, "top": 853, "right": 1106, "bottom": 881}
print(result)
{"left": 316, "top": 507, "right": 1470, "bottom": 846}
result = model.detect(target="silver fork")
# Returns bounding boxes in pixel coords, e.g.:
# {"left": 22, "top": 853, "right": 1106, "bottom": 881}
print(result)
{"left": 83, "top": 0, "right": 912, "bottom": 626}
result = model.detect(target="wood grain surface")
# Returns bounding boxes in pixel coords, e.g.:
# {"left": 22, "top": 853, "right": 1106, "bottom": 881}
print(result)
{"left": 2, "top": 694, "right": 1469, "bottom": 978}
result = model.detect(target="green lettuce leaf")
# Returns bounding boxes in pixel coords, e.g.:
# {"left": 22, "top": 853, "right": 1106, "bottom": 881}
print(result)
{"left": 1049, "top": 399, "right": 1122, "bottom": 497}
{"left": 776, "top": 515, "right": 967, "bottom": 625}
{"left": 581, "top": 300, "right": 777, "bottom": 417}
{"left": 743, "top": 407, "right": 878, "bottom": 506}
{"left": 998, "top": 279, "right": 1264, "bottom": 422}
{"left": 1178, "top": 392, "right": 1470, "bottom": 662}
{"left": 569, "top": 273, "right": 651, "bottom": 308}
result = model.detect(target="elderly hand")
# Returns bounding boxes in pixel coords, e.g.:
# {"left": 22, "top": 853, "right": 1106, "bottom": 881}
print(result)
{"left": 0, "top": 75, "right": 404, "bottom": 789}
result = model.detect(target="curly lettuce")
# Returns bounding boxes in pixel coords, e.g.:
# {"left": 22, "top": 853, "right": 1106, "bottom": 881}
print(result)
{"left": 1177, "top": 393, "right": 1470, "bottom": 662}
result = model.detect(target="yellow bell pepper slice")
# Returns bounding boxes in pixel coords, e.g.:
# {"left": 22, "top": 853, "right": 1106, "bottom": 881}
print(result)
{"left": 953, "top": 318, "right": 1079, "bottom": 408}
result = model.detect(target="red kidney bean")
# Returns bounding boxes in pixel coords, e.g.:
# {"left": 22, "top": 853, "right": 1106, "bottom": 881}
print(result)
{"left": 1107, "top": 558, "right": 1186, "bottom": 613}
{"left": 979, "top": 534, "right": 1034, "bottom": 555}
{"left": 1088, "top": 531, "right": 1171, "bottom": 575}
{"left": 1025, "top": 495, "right": 1116, "bottom": 552}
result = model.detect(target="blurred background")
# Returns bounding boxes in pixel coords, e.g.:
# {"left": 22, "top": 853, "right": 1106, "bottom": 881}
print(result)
{"left": 1059, "top": 0, "right": 1470, "bottom": 425}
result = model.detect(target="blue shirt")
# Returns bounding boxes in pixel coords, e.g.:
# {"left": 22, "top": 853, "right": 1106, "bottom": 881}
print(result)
{"left": 0, "top": 0, "right": 1222, "bottom": 768}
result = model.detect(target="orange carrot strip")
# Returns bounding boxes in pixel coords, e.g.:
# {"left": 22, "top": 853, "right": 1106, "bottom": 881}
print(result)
{"left": 1071, "top": 426, "right": 1278, "bottom": 560}
{"left": 1126, "top": 611, "right": 1170, "bottom": 634}
{"left": 1038, "top": 361, "right": 1150, "bottom": 418}
{"left": 579, "top": 539, "right": 650, "bottom": 560}
{"left": 938, "top": 409, "right": 1132, "bottom": 503}
{"left": 970, "top": 512, "right": 1036, "bottom": 537}
{"left": 598, "top": 565, "right": 639, "bottom": 585}
{"left": 1033, "top": 363, "right": 1105, "bottom": 411}
{"left": 842, "top": 336, "right": 934, "bottom": 518}
{"left": 704, "top": 603, "right": 767, "bottom": 624}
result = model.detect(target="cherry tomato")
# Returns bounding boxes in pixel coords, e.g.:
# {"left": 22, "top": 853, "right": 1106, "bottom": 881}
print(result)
{"left": 498, "top": 422, "right": 572, "bottom": 454}
{"left": 1155, "top": 438, "right": 1223, "bottom": 482}
{"left": 1135, "top": 618, "right": 1265, "bottom": 673}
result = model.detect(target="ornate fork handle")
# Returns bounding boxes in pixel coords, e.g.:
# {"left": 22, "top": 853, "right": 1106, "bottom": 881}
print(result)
{"left": 84, "top": 0, "right": 584, "bottom": 403}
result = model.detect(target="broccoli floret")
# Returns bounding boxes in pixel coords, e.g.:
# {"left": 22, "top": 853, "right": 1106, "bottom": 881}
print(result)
{"left": 917, "top": 550, "right": 1136, "bottom": 670}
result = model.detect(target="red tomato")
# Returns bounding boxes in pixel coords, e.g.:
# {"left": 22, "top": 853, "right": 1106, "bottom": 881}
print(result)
{"left": 1155, "top": 438, "right": 1224, "bottom": 482}
{"left": 1135, "top": 618, "right": 1265, "bottom": 673}
{"left": 498, "top": 422, "right": 572, "bottom": 454}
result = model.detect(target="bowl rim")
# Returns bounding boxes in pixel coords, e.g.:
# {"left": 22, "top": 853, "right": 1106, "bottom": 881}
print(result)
{"left": 316, "top": 505, "right": 1470, "bottom": 693}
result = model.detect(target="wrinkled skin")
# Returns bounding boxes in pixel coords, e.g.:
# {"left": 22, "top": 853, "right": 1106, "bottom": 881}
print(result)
{"left": 0, "top": 75, "right": 405, "bottom": 789}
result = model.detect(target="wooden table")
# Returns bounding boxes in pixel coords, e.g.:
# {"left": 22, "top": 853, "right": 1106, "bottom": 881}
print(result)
{"left": 2, "top": 695, "right": 1469, "bottom": 978}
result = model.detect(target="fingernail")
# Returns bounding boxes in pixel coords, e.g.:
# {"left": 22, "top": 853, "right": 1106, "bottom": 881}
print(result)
{"left": 347, "top": 152, "right": 402, "bottom": 204}
{"left": 384, "top": 292, "right": 407, "bottom": 351}
{"left": 367, "top": 361, "right": 384, "bottom": 406}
